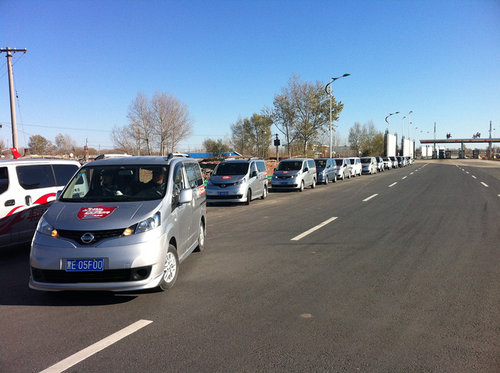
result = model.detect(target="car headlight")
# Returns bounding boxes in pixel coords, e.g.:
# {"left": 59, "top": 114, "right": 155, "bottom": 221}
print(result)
{"left": 236, "top": 178, "right": 246, "bottom": 185}
{"left": 37, "top": 216, "right": 58, "bottom": 238}
{"left": 129, "top": 212, "right": 161, "bottom": 235}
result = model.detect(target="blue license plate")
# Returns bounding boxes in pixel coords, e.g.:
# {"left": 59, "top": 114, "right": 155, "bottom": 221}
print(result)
{"left": 65, "top": 258, "right": 105, "bottom": 272}
{"left": 218, "top": 192, "right": 228, "bottom": 196}
{"left": 280, "top": 182, "right": 289, "bottom": 185}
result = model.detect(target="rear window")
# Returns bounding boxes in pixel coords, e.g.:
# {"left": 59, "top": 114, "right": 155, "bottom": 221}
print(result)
{"left": 0, "top": 167, "right": 8, "bottom": 195}
{"left": 53, "top": 164, "right": 79, "bottom": 186}
{"left": 17, "top": 165, "right": 55, "bottom": 190}
{"left": 214, "top": 162, "right": 249, "bottom": 176}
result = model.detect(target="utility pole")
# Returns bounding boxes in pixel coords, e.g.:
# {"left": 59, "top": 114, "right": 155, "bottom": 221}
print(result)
{"left": 1, "top": 47, "right": 27, "bottom": 150}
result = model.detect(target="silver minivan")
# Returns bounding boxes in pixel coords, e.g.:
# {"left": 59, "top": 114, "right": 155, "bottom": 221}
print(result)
{"left": 29, "top": 155, "right": 206, "bottom": 292}
{"left": 206, "top": 158, "right": 268, "bottom": 205}
{"left": 271, "top": 158, "right": 316, "bottom": 191}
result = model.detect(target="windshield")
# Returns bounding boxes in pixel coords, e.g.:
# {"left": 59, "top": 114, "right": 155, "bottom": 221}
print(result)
{"left": 276, "top": 161, "right": 302, "bottom": 171}
{"left": 314, "top": 160, "right": 326, "bottom": 168}
{"left": 213, "top": 162, "right": 249, "bottom": 176}
{"left": 361, "top": 158, "right": 371, "bottom": 163}
{"left": 335, "top": 159, "right": 344, "bottom": 166}
{"left": 60, "top": 165, "right": 169, "bottom": 202}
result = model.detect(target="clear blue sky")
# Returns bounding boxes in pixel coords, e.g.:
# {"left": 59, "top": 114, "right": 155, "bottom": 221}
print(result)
{"left": 1, "top": 0, "right": 499, "bottom": 152}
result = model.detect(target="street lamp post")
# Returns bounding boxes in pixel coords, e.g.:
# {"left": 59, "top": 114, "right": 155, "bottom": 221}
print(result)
{"left": 385, "top": 112, "right": 400, "bottom": 133}
{"left": 325, "top": 73, "right": 350, "bottom": 158}
{"left": 407, "top": 110, "right": 413, "bottom": 139}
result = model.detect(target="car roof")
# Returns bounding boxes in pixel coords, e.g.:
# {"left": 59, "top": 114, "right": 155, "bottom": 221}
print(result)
{"left": 85, "top": 156, "right": 197, "bottom": 167}
{"left": 0, "top": 158, "right": 80, "bottom": 165}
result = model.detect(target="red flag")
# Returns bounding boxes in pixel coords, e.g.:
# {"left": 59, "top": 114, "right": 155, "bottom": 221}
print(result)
{"left": 10, "top": 148, "right": 22, "bottom": 159}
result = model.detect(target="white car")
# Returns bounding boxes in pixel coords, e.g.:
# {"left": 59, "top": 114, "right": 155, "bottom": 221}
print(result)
{"left": 0, "top": 158, "right": 81, "bottom": 249}
{"left": 348, "top": 157, "right": 362, "bottom": 177}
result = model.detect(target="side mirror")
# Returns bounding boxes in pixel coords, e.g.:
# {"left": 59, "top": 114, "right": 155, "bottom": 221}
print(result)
{"left": 251, "top": 171, "right": 257, "bottom": 178}
{"left": 179, "top": 188, "right": 193, "bottom": 204}
{"left": 56, "top": 190, "right": 63, "bottom": 199}
{"left": 304, "top": 167, "right": 309, "bottom": 172}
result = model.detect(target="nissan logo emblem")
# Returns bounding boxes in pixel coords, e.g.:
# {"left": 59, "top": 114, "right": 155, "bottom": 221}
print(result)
{"left": 81, "top": 232, "right": 95, "bottom": 244}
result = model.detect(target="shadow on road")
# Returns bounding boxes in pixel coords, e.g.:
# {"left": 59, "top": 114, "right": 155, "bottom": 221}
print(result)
{"left": 0, "top": 245, "right": 138, "bottom": 306}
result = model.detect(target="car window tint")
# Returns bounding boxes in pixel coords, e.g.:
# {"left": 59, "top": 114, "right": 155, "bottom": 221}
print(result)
{"left": 257, "top": 161, "right": 266, "bottom": 172}
{"left": 53, "top": 164, "right": 79, "bottom": 186}
{"left": 186, "top": 162, "right": 203, "bottom": 188}
{"left": 17, "top": 165, "right": 55, "bottom": 189}
{"left": 0, "top": 167, "right": 8, "bottom": 195}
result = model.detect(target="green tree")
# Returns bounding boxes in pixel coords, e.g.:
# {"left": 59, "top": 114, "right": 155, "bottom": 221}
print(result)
{"left": 271, "top": 74, "right": 343, "bottom": 157}
{"left": 28, "top": 135, "right": 53, "bottom": 155}
{"left": 203, "top": 138, "right": 230, "bottom": 157}
{"left": 348, "top": 122, "right": 363, "bottom": 155}
{"left": 230, "top": 113, "right": 272, "bottom": 157}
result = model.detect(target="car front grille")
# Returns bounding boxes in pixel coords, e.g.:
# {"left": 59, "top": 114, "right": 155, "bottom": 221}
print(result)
{"left": 57, "top": 229, "right": 126, "bottom": 245}
{"left": 208, "top": 194, "right": 243, "bottom": 199}
{"left": 31, "top": 266, "right": 152, "bottom": 283}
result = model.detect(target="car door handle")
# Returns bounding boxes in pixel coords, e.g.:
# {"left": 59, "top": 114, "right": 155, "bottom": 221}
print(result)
{"left": 25, "top": 196, "right": 32, "bottom": 206}
{"left": 5, "top": 199, "right": 15, "bottom": 206}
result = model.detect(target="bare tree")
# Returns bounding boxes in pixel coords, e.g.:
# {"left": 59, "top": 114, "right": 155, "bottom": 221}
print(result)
{"left": 55, "top": 133, "right": 77, "bottom": 154}
{"left": 271, "top": 74, "right": 343, "bottom": 157}
{"left": 127, "top": 93, "right": 154, "bottom": 155}
{"left": 151, "top": 92, "right": 192, "bottom": 155}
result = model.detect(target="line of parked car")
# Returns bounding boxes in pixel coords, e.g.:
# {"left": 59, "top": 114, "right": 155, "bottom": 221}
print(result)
{"left": 1, "top": 153, "right": 412, "bottom": 294}
{"left": 206, "top": 155, "right": 413, "bottom": 203}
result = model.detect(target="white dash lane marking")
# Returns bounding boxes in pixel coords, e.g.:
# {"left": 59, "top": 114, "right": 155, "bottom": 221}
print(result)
{"left": 363, "top": 194, "right": 378, "bottom": 202}
{"left": 40, "top": 319, "right": 153, "bottom": 373}
{"left": 389, "top": 182, "right": 397, "bottom": 188}
{"left": 481, "top": 182, "right": 489, "bottom": 187}
{"left": 402, "top": 176, "right": 408, "bottom": 180}
{"left": 466, "top": 172, "right": 470, "bottom": 174}
{"left": 472, "top": 175, "right": 477, "bottom": 179}
{"left": 291, "top": 217, "right": 338, "bottom": 241}
{"left": 410, "top": 172, "right": 414, "bottom": 175}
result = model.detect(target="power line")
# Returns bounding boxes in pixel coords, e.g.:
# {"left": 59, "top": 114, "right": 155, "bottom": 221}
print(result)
{"left": 0, "top": 121, "right": 113, "bottom": 133}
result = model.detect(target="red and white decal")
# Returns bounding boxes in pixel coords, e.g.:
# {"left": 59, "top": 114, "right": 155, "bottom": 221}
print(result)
{"left": 282, "top": 171, "right": 290, "bottom": 174}
{"left": 77, "top": 206, "right": 118, "bottom": 220}
{"left": 221, "top": 176, "right": 233, "bottom": 180}
{"left": 199, "top": 185, "right": 206, "bottom": 195}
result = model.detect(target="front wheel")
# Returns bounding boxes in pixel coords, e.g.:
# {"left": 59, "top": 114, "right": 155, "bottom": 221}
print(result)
{"left": 324, "top": 176, "right": 329, "bottom": 184}
{"left": 299, "top": 181, "right": 304, "bottom": 192}
{"left": 158, "top": 244, "right": 179, "bottom": 291}
{"left": 311, "top": 178, "right": 316, "bottom": 189}
{"left": 245, "top": 189, "right": 251, "bottom": 205}
{"left": 194, "top": 221, "right": 205, "bottom": 252}
{"left": 261, "top": 186, "right": 268, "bottom": 199}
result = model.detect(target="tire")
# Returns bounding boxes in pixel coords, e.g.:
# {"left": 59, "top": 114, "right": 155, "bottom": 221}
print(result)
{"left": 158, "top": 244, "right": 179, "bottom": 291}
{"left": 245, "top": 189, "right": 252, "bottom": 205}
{"left": 324, "top": 175, "right": 329, "bottom": 184}
{"left": 333, "top": 174, "right": 337, "bottom": 183}
{"left": 311, "top": 178, "right": 316, "bottom": 189}
{"left": 347, "top": 171, "right": 351, "bottom": 179}
{"left": 261, "top": 186, "right": 268, "bottom": 199}
{"left": 299, "top": 181, "right": 304, "bottom": 192}
{"left": 194, "top": 220, "right": 205, "bottom": 252}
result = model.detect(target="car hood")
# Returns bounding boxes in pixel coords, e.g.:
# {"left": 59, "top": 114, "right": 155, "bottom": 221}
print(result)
{"left": 43, "top": 200, "right": 162, "bottom": 230}
{"left": 209, "top": 175, "right": 245, "bottom": 183}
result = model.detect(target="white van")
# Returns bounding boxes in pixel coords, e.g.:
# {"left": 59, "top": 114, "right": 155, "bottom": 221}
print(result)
{"left": 206, "top": 158, "right": 268, "bottom": 204}
{"left": 348, "top": 157, "right": 362, "bottom": 177}
{"left": 271, "top": 158, "right": 317, "bottom": 191}
{"left": 0, "top": 159, "right": 81, "bottom": 249}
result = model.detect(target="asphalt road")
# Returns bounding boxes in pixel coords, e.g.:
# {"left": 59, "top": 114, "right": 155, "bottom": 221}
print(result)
{"left": 1, "top": 160, "right": 499, "bottom": 372}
